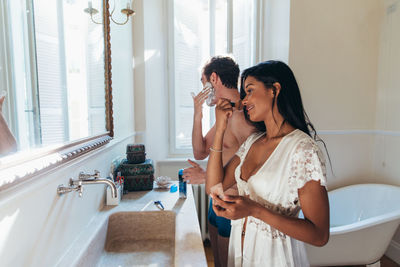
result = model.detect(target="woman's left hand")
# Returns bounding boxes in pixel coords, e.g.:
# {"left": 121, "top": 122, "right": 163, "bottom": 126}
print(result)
{"left": 211, "top": 193, "right": 258, "bottom": 220}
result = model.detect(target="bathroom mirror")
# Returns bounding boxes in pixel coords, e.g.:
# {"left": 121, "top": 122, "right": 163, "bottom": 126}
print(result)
{"left": 0, "top": 0, "right": 113, "bottom": 185}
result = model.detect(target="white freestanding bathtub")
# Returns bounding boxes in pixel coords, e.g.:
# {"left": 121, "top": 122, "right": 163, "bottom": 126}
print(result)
{"left": 305, "top": 183, "right": 400, "bottom": 266}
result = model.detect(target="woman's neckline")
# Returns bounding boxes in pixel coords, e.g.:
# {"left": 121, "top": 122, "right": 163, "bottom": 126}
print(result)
{"left": 239, "top": 129, "right": 300, "bottom": 183}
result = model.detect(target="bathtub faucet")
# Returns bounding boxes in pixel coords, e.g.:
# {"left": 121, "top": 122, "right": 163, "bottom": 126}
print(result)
{"left": 57, "top": 170, "right": 117, "bottom": 198}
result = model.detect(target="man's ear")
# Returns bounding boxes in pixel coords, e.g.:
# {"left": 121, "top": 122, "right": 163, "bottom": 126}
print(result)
{"left": 210, "top": 72, "right": 219, "bottom": 85}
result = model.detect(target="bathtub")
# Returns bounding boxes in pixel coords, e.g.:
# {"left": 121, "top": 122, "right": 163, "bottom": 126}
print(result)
{"left": 305, "top": 183, "right": 400, "bottom": 266}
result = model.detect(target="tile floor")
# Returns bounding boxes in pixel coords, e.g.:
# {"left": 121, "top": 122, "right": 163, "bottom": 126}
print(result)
{"left": 203, "top": 241, "right": 399, "bottom": 267}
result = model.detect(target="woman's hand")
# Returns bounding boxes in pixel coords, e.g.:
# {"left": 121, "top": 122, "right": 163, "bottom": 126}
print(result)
{"left": 211, "top": 193, "right": 259, "bottom": 220}
{"left": 0, "top": 96, "right": 5, "bottom": 113}
{"left": 215, "top": 98, "right": 233, "bottom": 133}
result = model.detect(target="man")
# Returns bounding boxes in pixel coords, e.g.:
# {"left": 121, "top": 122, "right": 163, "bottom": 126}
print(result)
{"left": 182, "top": 56, "right": 254, "bottom": 267}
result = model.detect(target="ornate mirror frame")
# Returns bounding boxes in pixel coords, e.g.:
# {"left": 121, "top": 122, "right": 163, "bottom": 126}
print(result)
{"left": 104, "top": 0, "right": 114, "bottom": 139}
{"left": 0, "top": 0, "right": 113, "bottom": 190}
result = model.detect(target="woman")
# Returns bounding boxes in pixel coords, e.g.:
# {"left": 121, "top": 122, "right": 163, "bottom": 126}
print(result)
{"left": 0, "top": 94, "right": 17, "bottom": 156}
{"left": 206, "top": 60, "right": 329, "bottom": 267}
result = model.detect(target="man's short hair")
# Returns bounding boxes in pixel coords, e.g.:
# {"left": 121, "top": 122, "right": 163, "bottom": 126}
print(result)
{"left": 202, "top": 56, "right": 240, "bottom": 89}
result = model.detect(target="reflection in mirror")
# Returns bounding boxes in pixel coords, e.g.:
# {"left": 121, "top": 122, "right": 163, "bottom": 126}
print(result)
{"left": 0, "top": 0, "right": 109, "bottom": 157}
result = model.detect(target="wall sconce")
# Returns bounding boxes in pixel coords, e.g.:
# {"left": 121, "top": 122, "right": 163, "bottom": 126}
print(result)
{"left": 84, "top": 0, "right": 135, "bottom": 25}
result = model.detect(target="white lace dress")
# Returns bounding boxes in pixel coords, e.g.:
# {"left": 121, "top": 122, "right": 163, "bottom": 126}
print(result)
{"left": 228, "top": 129, "right": 327, "bottom": 267}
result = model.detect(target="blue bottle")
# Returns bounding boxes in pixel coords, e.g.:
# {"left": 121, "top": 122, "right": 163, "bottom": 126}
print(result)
{"left": 178, "top": 169, "right": 187, "bottom": 199}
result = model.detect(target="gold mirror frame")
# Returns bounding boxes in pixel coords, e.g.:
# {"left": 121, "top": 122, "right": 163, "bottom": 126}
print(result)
{"left": 0, "top": 0, "right": 113, "bottom": 190}
{"left": 104, "top": 0, "right": 113, "bottom": 138}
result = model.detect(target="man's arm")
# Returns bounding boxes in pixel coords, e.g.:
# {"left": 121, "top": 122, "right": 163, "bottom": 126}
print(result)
{"left": 191, "top": 89, "right": 215, "bottom": 159}
{"left": 193, "top": 125, "right": 215, "bottom": 160}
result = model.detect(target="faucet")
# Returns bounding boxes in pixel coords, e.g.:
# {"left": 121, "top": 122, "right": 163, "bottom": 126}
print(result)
{"left": 57, "top": 170, "right": 117, "bottom": 198}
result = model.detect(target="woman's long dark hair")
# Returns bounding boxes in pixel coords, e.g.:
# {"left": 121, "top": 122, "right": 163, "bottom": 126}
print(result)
{"left": 240, "top": 60, "right": 332, "bottom": 170}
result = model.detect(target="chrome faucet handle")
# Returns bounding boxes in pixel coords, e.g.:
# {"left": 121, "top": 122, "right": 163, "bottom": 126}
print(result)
{"left": 79, "top": 170, "right": 101, "bottom": 180}
{"left": 93, "top": 170, "right": 100, "bottom": 178}
{"left": 70, "top": 177, "right": 80, "bottom": 186}
{"left": 57, "top": 185, "right": 73, "bottom": 195}
{"left": 78, "top": 172, "right": 88, "bottom": 180}
{"left": 70, "top": 178, "right": 83, "bottom": 196}
{"left": 57, "top": 183, "right": 83, "bottom": 196}
{"left": 77, "top": 185, "right": 83, "bottom": 197}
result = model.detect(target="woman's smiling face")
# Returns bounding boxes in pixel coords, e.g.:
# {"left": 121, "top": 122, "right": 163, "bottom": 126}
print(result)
{"left": 242, "top": 76, "right": 274, "bottom": 122}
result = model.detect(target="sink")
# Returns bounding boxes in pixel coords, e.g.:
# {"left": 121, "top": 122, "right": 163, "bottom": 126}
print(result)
{"left": 95, "top": 211, "right": 176, "bottom": 266}
{"left": 57, "top": 191, "right": 207, "bottom": 267}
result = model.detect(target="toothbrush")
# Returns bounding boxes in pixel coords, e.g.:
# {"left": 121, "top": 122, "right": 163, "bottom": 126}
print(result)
{"left": 154, "top": 200, "right": 165, "bottom": 210}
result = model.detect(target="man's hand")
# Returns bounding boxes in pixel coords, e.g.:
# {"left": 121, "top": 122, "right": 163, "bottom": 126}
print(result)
{"left": 192, "top": 87, "right": 211, "bottom": 120}
{"left": 182, "top": 159, "right": 206, "bottom": 184}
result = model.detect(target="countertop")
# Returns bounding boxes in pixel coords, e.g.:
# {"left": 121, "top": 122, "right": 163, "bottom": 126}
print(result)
{"left": 57, "top": 182, "right": 207, "bottom": 267}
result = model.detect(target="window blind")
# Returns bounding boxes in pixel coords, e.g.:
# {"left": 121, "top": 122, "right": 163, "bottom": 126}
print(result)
{"left": 34, "top": 0, "right": 69, "bottom": 145}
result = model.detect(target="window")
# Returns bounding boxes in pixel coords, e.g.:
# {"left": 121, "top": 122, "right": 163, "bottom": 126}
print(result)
{"left": 0, "top": 0, "right": 105, "bottom": 151}
{"left": 168, "top": 0, "right": 256, "bottom": 155}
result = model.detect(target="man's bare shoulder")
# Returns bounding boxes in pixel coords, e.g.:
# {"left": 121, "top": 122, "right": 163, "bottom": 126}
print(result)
{"left": 230, "top": 110, "right": 256, "bottom": 141}
{"left": 231, "top": 110, "right": 253, "bottom": 128}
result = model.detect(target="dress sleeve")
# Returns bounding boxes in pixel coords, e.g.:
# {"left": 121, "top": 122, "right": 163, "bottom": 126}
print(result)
{"left": 288, "top": 139, "right": 327, "bottom": 196}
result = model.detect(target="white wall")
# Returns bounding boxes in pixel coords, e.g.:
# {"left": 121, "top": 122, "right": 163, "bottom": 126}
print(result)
{"left": 132, "top": 0, "right": 146, "bottom": 142}
{"left": 0, "top": 18, "right": 135, "bottom": 266}
{"left": 133, "top": 0, "right": 170, "bottom": 164}
{"left": 374, "top": 0, "right": 400, "bottom": 185}
{"left": 289, "top": 0, "right": 383, "bottom": 188}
